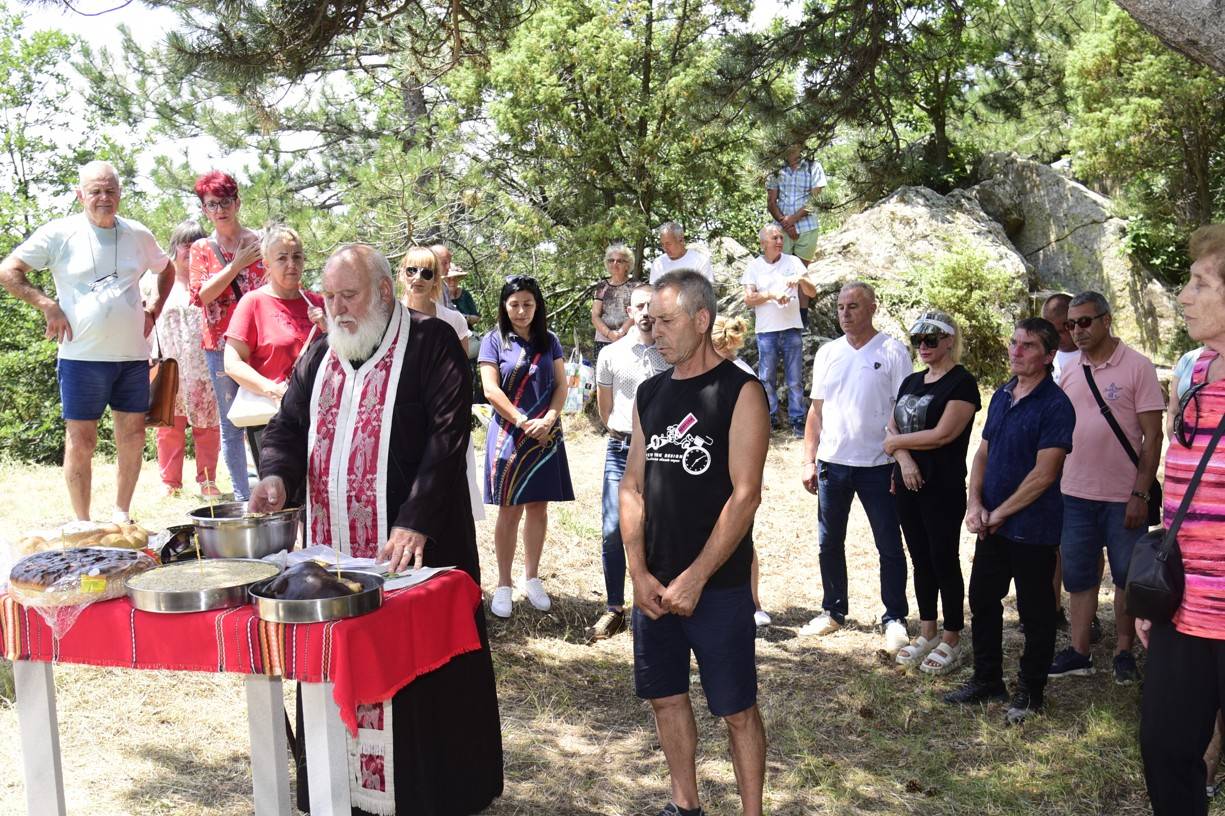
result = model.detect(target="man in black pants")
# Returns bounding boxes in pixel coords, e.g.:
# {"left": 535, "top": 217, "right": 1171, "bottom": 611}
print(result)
{"left": 620, "top": 270, "right": 770, "bottom": 816}
{"left": 945, "top": 318, "right": 1075, "bottom": 724}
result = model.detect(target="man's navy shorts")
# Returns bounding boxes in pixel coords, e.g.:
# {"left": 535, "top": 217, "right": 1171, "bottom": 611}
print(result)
{"left": 57, "top": 359, "right": 149, "bottom": 421}
{"left": 632, "top": 582, "right": 757, "bottom": 717}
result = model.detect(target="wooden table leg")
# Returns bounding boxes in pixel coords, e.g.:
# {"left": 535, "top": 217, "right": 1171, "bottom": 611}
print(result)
{"left": 13, "top": 660, "right": 66, "bottom": 816}
{"left": 245, "top": 675, "right": 292, "bottom": 816}
{"left": 301, "top": 680, "right": 351, "bottom": 814}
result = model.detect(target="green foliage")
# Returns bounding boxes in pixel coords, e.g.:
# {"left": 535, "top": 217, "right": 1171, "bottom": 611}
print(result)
{"left": 880, "top": 241, "right": 1026, "bottom": 386}
{"left": 1065, "top": 5, "right": 1225, "bottom": 283}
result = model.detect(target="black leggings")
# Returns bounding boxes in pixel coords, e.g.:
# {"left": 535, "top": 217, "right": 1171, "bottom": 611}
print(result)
{"left": 895, "top": 478, "right": 966, "bottom": 631}
{"left": 1141, "top": 622, "right": 1225, "bottom": 815}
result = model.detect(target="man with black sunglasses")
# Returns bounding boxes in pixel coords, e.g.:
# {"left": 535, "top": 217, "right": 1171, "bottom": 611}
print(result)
{"left": 1048, "top": 291, "right": 1163, "bottom": 686}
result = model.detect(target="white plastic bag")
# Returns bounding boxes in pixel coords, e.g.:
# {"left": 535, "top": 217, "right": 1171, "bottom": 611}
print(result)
{"left": 228, "top": 386, "right": 280, "bottom": 427}
{"left": 562, "top": 346, "right": 594, "bottom": 414}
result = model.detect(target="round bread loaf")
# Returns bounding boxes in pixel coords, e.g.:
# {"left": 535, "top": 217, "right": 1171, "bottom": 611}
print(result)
{"left": 9, "top": 547, "right": 156, "bottom": 607}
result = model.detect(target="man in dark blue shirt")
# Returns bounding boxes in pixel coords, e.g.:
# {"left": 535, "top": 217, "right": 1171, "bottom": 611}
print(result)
{"left": 945, "top": 317, "right": 1075, "bottom": 724}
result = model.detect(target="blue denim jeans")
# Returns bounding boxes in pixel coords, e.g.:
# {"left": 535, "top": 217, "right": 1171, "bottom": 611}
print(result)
{"left": 205, "top": 347, "right": 251, "bottom": 501}
{"left": 756, "top": 328, "right": 805, "bottom": 426}
{"left": 602, "top": 437, "right": 630, "bottom": 609}
{"left": 817, "top": 461, "right": 908, "bottom": 624}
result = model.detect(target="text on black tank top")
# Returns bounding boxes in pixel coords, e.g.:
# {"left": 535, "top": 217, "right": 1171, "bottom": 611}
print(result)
{"left": 635, "top": 358, "right": 758, "bottom": 588}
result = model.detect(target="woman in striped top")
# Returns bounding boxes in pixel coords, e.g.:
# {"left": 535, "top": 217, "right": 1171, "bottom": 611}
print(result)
{"left": 1140, "top": 224, "right": 1225, "bottom": 815}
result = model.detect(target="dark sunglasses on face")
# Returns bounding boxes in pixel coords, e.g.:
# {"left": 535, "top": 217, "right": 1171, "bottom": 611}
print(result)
{"left": 910, "top": 333, "right": 947, "bottom": 349}
{"left": 404, "top": 266, "right": 434, "bottom": 280}
{"left": 1063, "top": 313, "right": 1107, "bottom": 331}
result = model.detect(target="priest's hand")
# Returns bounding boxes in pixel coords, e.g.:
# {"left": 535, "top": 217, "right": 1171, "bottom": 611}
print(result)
{"left": 379, "top": 526, "right": 426, "bottom": 572}
{"left": 249, "top": 476, "right": 287, "bottom": 512}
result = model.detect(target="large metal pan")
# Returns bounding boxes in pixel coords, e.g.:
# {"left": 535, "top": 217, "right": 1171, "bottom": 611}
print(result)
{"left": 248, "top": 570, "right": 384, "bottom": 623}
{"left": 127, "top": 558, "right": 281, "bottom": 613}
{"left": 188, "top": 502, "right": 301, "bottom": 559}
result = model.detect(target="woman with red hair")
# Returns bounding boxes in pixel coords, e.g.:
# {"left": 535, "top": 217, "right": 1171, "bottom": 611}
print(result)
{"left": 188, "top": 170, "right": 265, "bottom": 501}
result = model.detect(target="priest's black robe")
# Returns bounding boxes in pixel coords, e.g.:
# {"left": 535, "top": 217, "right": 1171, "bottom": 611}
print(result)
{"left": 260, "top": 308, "right": 502, "bottom": 816}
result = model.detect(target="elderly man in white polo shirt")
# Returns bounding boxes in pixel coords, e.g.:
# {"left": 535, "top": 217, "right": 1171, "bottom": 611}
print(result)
{"left": 648, "top": 222, "right": 713, "bottom": 284}
{"left": 742, "top": 223, "right": 814, "bottom": 437}
{"left": 800, "top": 281, "right": 912, "bottom": 650}
{"left": 0, "top": 160, "right": 173, "bottom": 524}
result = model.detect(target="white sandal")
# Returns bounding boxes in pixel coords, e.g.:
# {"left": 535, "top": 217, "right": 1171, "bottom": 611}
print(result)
{"left": 895, "top": 633, "right": 942, "bottom": 667}
{"left": 919, "top": 640, "right": 964, "bottom": 675}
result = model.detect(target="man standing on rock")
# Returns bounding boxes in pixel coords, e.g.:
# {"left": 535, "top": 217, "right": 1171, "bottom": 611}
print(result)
{"left": 0, "top": 160, "right": 173, "bottom": 524}
{"left": 767, "top": 142, "right": 826, "bottom": 326}
{"left": 800, "top": 282, "right": 912, "bottom": 650}
{"left": 945, "top": 317, "right": 1074, "bottom": 725}
{"left": 742, "top": 223, "right": 814, "bottom": 436}
{"left": 621, "top": 270, "right": 769, "bottom": 816}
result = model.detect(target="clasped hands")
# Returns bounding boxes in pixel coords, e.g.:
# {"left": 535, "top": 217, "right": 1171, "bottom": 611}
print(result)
{"left": 632, "top": 568, "right": 704, "bottom": 620}
{"left": 965, "top": 503, "right": 1004, "bottom": 538}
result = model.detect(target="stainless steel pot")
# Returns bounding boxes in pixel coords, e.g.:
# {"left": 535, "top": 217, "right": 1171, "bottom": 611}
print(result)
{"left": 187, "top": 502, "right": 301, "bottom": 559}
{"left": 127, "top": 558, "right": 280, "bottom": 614}
{"left": 249, "top": 570, "right": 384, "bottom": 623}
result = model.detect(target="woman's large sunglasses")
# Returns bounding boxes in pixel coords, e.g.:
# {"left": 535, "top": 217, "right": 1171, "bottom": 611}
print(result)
{"left": 403, "top": 266, "right": 434, "bottom": 280}
{"left": 1174, "top": 381, "right": 1209, "bottom": 448}
{"left": 910, "top": 333, "right": 947, "bottom": 349}
{"left": 505, "top": 275, "right": 537, "bottom": 286}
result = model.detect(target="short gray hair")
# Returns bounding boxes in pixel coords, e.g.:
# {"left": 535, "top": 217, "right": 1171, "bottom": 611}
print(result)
{"left": 656, "top": 269, "right": 716, "bottom": 330}
{"left": 327, "top": 243, "right": 393, "bottom": 285}
{"left": 840, "top": 280, "right": 876, "bottom": 303}
{"left": 261, "top": 223, "right": 302, "bottom": 259}
{"left": 604, "top": 242, "right": 636, "bottom": 271}
{"left": 659, "top": 221, "right": 685, "bottom": 241}
{"left": 759, "top": 222, "right": 784, "bottom": 241}
{"left": 168, "top": 219, "right": 205, "bottom": 252}
{"left": 78, "top": 160, "right": 120, "bottom": 190}
{"left": 1069, "top": 290, "right": 1110, "bottom": 315}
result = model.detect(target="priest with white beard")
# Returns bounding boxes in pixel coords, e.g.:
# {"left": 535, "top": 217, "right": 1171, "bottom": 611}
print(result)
{"left": 250, "top": 243, "right": 502, "bottom": 816}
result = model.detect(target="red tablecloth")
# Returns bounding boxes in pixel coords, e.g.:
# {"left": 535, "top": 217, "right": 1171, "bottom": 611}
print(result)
{"left": 0, "top": 571, "right": 482, "bottom": 735}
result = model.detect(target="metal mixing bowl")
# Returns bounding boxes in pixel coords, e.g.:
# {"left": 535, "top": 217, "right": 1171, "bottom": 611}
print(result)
{"left": 187, "top": 502, "right": 301, "bottom": 559}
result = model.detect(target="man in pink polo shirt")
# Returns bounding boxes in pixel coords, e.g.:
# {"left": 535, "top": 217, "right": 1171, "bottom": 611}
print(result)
{"left": 1049, "top": 291, "right": 1164, "bottom": 685}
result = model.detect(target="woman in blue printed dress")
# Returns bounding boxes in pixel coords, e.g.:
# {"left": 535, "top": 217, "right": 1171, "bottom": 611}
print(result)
{"left": 479, "top": 275, "right": 574, "bottom": 619}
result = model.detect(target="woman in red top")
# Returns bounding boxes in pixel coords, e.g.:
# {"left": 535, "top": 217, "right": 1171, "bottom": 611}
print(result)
{"left": 224, "top": 225, "right": 324, "bottom": 470}
{"left": 188, "top": 171, "right": 266, "bottom": 501}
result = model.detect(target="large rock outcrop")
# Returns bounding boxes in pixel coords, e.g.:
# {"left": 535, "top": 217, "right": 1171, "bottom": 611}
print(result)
{"left": 1116, "top": 0, "right": 1225, "bottom": 77}
{"left": 968, "top": 152, "right": 1180, "bottom": 362}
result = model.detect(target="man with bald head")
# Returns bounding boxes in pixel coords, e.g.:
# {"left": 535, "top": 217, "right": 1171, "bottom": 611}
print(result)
{"left": 250, "top": 243, "right": 502, "bottom": 814}
{"left": 0, "top": 160, "right": 174, "bottom": 523}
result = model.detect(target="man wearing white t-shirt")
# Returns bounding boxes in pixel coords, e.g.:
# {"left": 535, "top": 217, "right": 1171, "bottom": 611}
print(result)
{"left": 800, "top": 281, "right": 912, "bottom": 650}
{"left": 742, "top": 223, "right": 814, "bottom": 437}
{"left": 1041, "top": 293, "right": 1079, "bottom": 383}
{"left": 648, "top": 222, "right": 713, "bottom": 284}
{"left": 0, "top": 160, "right": 174, "bottom": 524}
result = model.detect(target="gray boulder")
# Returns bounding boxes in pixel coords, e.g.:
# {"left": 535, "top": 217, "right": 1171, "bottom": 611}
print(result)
{"left": 969, "top": 152, "right": 1180, "bottom": 362}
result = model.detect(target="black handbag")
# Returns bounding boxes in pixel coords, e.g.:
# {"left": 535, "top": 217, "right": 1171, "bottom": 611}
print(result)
{"left": 1125, "top": 415, "right": 1225, "bottom": 621}
{"left": 1082, "top": 364, "right": 1163, "bottom": 526}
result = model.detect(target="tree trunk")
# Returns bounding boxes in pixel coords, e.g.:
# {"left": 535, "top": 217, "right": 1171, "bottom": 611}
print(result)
{"left": 1114, "top": 0, "right": 1225, "bottom": 75}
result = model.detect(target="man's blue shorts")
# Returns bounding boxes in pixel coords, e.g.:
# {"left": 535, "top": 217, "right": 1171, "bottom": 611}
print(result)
{"left": 57, "top": 359, "right": 149, "bottom": 421}
{"left": 632, "top": 583, "right": 757, "bottom": 717}
{"left": 1060, "top": 494, "right": 1146, "bottom": 592}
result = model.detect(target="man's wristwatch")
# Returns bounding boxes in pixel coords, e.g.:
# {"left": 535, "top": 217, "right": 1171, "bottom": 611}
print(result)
{"left": 1131, "top": 489, "right": 1151, "bottom": 502}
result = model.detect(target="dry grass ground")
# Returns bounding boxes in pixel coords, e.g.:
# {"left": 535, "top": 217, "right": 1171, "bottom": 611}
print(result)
{"left": 0, "top": 418, "right": 1197, "bottom": 815}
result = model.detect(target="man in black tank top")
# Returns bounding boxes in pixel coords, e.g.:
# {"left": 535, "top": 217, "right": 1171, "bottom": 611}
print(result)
{"left": 620, "top": 271, "right": 770, "bottom": 816}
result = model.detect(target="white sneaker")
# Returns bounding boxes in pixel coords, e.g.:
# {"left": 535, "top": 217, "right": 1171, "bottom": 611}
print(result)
{"left": 799, "top": 613, "right": 842, "bottom": 637}
{"left": 490, "top": 586, "right": 513, "bottom": 618}
{"left": 884, "top": 619, "right": 910, "bottom": 652}
{"left": 754, "top": 609, "right": 772, "bottom": 627}
{"left": 522, "top": 577, "right": 552, "bottom": 612}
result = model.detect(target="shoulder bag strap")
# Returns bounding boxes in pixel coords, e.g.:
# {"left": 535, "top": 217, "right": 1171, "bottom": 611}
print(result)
{"left": 1162, "top": 416, "right": 1225, "bottom": 556}
{"left": 1082, "top": 364, "right": 1140, "bottom": 467}
{"left": 209, "top": 237, "right": 245, "bottom": 302}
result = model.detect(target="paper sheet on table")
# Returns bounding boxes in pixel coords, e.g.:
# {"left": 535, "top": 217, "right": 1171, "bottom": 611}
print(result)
{"left": 262, "top": 545, "right": 391, "bottom": 575}
{"left": 383, "top": 566, "right": 455, "bottom": 592}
